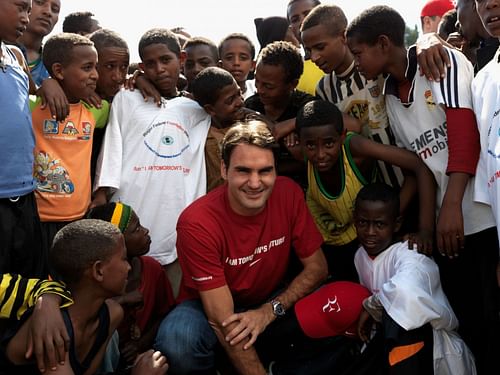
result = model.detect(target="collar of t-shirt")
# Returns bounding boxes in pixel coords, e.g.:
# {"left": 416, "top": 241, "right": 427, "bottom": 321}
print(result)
{"left": 383, "top": 45, "right": 418, "bottom": 101}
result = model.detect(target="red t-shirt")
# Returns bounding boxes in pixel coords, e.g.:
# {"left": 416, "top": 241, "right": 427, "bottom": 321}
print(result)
{"left": 176, "top": 177, "right": 324, "bottom": 307}
{"left": 136, "top": 256, "right": 175, "bottom": 331}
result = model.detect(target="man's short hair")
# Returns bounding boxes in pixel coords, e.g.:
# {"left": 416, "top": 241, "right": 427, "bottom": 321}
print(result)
{"left": 257, "top": 41, "right": 303, "bottom": 83}
{"left": 355, "top": 183, "right": 400, "bottom": 219}
{"left": 346, "top": 5, "right": 406, "bottom": 48}
{"left": 221, "top": 120, "right": 277, "bottom": 167}
{"left": 43, "top": 32, "right": 94, "bottom": 76}
{"left": 89, "top": 28, "right": 128, "bottom": 52}
{"left": 219, "top": 33, "right": 256, "bottom": 60}
{"left": 191, "top": 67, "right": 236, "bottom": 107}
{"left": 183, "top": 37, "right": 219, "bottom": 61}
{"left": 301, "top": 4, "right": 347, "bottom": 36}
{"left": 296, "top": 100, "right": 344, "bottom": 135}
{"left": 62, "top": 11, "right": 96, "bottom": 34}
{"left": 50, "top": 219, "right": 122, "bottom": 286}
{"left": 138, "top": 28, "right": 181, "bottom": 60}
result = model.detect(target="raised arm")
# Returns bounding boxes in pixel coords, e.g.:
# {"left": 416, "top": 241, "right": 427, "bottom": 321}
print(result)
{"left": 350, "top": 135, "right": 437, "bottom": 253}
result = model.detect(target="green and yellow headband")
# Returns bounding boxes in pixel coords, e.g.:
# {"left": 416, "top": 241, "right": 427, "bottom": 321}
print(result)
{"left": 110, "top": 202, "right": 132, "bottom": 233}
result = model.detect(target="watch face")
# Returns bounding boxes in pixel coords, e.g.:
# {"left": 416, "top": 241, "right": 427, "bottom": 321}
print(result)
{"left": 272, "top": 300, "right": 286, "bottom": 316}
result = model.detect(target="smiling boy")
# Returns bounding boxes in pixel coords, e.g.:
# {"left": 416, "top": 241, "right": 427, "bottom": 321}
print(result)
{"left": 30, "top": 33, "right": 109, "bottom": 254}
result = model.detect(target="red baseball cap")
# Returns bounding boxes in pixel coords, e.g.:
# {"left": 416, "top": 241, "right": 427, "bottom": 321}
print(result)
{"left": 420, "top": 0, "right": 455, "bottom": 18}
{"left": 294, "top": 281, "right": 371, "bottom": 339}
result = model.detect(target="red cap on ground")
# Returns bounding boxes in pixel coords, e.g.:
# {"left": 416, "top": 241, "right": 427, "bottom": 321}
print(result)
{"left": 294, "top": 281, "right": 371, "bottom": 339}
{"left": 420, "top": 0, "right": 455, "bottom": 18}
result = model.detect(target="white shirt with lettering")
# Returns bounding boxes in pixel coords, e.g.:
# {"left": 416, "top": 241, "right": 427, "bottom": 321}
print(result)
{"left": 384, "top": 46, "right": 494, "bottom": 236}
{"left": 472, "top": 48, "right": 500, "bottom": 244}
{"left": 95, "top": 90, "right": 210, "bottom": 264}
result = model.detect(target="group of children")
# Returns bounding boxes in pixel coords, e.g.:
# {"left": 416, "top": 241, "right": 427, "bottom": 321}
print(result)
{"left": 1, "top": 0, "right": 500, "bottom": 374}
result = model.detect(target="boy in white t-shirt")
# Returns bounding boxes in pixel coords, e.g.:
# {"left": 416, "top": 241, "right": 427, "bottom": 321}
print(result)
{"left": 353, "top": 183, "right": 475, "bottom": 375}
{"left": 346, "top": 5, "right": 500, "bottom": 374}
{"left": 93, "top": 28, "right": 211, "bottom": 295}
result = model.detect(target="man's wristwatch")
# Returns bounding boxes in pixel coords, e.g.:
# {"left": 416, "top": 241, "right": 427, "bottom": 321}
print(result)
{"left": 270, "top": 299, "right": 286, "bottom": 317}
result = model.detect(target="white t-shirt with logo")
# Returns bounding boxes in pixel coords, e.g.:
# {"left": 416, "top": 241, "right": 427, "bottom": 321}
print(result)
{"left": 384, "top": 46, "right": 494, "bottom": 236}
{"left": 472, "top": 48, "right": 500, "bottom": 243}
{"left": 95, "top": 91, "right": 210, "bottom": 264}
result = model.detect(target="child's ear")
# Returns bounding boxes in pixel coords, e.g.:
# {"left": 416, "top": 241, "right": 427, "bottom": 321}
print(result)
{"left": 92, "top": 260, "right": 105, "bottom": 282}
{"left": 217, "top": 59, "right": 223, "bottom": 68}
{"left": 51, "top": 63, "right": 64, "bottom": 81}
{"left": 250, "top": 60, "right": 256, "bottom": 73}
{"left": 378, "top": 35, "right": 391, "bottom": 52}
{"left": 138, "top": 62, "right": 145, "bottom": 72}
{"left": 204, "top": 104, "right": 216, "bottom": 117}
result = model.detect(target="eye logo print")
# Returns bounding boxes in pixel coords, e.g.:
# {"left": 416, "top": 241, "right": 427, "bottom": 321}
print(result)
{"left": 162, "top": 136, "right": 174, "bottom": 146}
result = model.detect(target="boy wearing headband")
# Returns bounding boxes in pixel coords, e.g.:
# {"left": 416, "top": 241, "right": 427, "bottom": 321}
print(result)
{"left": 89, "top": 202, "right": 175, "bottom": 369}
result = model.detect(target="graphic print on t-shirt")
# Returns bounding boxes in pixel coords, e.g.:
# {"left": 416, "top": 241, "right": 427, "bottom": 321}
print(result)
{"left": 143, "top": 119, "right": 190, "bottom": 159}
{"left": 34, "top": 151, "right": 74, "bottom": 194}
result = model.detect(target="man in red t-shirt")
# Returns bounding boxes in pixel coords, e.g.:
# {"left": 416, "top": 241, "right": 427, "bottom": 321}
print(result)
{"left": 154, "top": 120, "right": 327, "bottom": 374}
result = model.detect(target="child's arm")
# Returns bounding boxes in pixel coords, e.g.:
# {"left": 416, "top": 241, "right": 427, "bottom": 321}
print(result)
{"left": 36, "top": 78, "right": 70, "bottom": 121}
{"left": 5, "top": 296, "right": 70, "bottom": 374}
{"left": 437, "top": 109, "right": 479, "bottom": 258}
{"left": 125, "top": 69, "right": 162, "bottom": 107}
{"left": 349, "top": 135, "right": 437, "bottom": 254}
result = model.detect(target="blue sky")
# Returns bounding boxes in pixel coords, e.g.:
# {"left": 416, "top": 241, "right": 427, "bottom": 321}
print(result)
{"left": 51, "top": 0, "right": 424, "bottom": 62}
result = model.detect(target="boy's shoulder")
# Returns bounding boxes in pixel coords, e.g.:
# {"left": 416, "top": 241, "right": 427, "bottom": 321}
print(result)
{"left": 105, "top": 298, "right": 124, "bottom": 331}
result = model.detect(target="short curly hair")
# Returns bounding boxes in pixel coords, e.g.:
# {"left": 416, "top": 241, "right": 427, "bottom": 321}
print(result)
{"left": 219, "top": 33, "right": 256, "bottom": 60}
{"left": 50, "top": 219, "right": 122, "bottom": 286}
{"left": 138, "top": 28, "right": 180, "bottom": 60}
{"left": 347, "top": 5, "right": 406, "bottom": 48}
{"left": 301, "top": 4, "right": 347, "bottom": 37}
{"left": 43, "top": 32, "right": 94, "bottom": 76}
{"left": 257, "top": 41, "right": 303, "bottom": 83}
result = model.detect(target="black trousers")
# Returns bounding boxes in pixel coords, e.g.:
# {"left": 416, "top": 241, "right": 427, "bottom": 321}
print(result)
{"left": 0, "top": 192, "right": 47, "bottom": 278}
{"left": 435, "top": 226, "right": 500, "bottom": 375}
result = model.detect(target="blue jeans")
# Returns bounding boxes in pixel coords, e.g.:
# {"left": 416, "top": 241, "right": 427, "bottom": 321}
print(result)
{"left": 154, "top": 299, "right": 219, "bottom": 375}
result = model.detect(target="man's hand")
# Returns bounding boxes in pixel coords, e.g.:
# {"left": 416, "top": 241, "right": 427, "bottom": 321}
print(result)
{"left": 25, "top": 294, "right": 69, "bottom": 373}
{"left": 416, "top": 32, "right": 451, "bottom": 82}
{"left": 131, "top": 350, "right": 168, "bottom": 375}
{"left": 222, "top": 304, "right": 274, "bottom": 349}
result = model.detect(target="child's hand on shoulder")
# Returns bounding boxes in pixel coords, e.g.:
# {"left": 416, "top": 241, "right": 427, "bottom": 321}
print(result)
{"left": 38, "top": 78, "right": 69, "bottom": 122}
{"left": 125, "top": 71, "right": 162, "bottom": 107}
{"left": 406, "top": 229, "right": 434, "bottom": 256}
{"left": 83, "top": 91, "right": 102, "bottom": 109}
